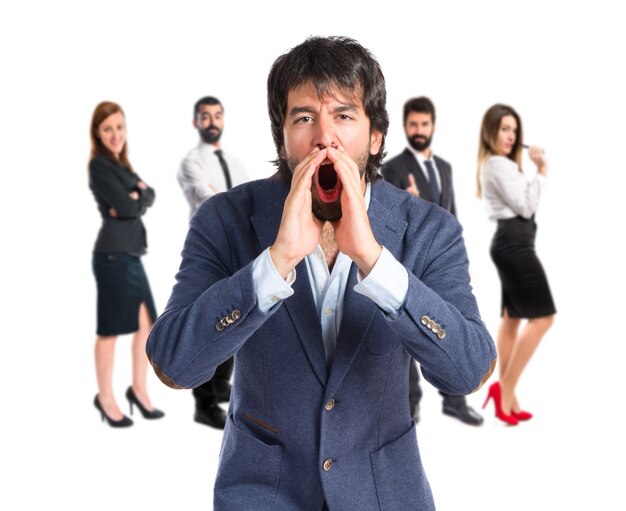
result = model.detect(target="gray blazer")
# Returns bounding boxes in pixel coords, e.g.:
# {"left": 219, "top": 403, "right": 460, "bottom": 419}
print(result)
{"left": 381, "top": 148, "right": 457, "bottom": 217}
{"left": 147, "top": 176, "right": 495, "bottom": 510}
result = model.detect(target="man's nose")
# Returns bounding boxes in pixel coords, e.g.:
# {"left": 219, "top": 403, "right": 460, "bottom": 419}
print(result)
{"left": 314, "top": 116, "right": 338, "bottom": 149}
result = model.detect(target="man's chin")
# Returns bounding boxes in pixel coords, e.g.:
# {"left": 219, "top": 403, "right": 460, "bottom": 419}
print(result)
{"left": 409, "top": 137, "right": 431, "bottom": 152}
{"left": 312, "top": 201, "right": 342, "bottom": 222}
{"left": 200, "top": 131, "right": 221, "bottom": 144}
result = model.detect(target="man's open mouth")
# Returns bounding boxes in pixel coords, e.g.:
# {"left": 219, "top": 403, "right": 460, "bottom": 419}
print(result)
{"left": 316, "top": 163, "right": 342, "bottom": 203}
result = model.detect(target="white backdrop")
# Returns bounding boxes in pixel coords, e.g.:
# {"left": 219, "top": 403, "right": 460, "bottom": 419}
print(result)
{"left": 1, "top": 1, "right": 625, "bottom": 510}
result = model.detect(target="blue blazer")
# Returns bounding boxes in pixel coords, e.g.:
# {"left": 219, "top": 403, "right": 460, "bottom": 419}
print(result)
{"left": 147, "top": 176, "right": 496, "bottom": 511}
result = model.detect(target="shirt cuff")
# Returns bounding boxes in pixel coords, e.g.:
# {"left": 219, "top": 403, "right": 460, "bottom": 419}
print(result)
{"left": 354, "top": 246, "right": 408, "bottom": 316}
{"left": 252, "top": 248, "right": 296, "bottom": 313}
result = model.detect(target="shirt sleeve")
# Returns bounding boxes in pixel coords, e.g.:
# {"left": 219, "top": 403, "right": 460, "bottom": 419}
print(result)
{"left": 488, "top": 157, "right": 546, "bottom": 219}
{"left": 179, "top": 156, "right": 215, "bottom": 206}
{"left": 252, "top": 248, "right": 296, "bottom": 313}
{"left": 354, "top": 246, "right": 408, "bottom": 317}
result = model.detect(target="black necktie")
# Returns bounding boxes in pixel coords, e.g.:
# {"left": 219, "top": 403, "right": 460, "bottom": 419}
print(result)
{"left": 214, "top": 149, "right": 232, "bottom": 190}
{"left": 424, "top": 159, "right": 440, "bottom": 204}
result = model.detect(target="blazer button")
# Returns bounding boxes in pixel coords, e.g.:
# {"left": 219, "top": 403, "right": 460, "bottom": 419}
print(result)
{"left": 232, "top": 310, "right": 241, "bottom": 320}
{"left": 220, "top": 317, "right": 229, "bottom": 327}
{"left": 437, "top": 329, "right": 446, "bottom": 340}
{"left": 216, "top": 322, "right": 225, "bottom": 332}
{"left": 420, "top": 315, "right": 429, "bottom": 326}
{"left": 432, "top": 323, "right": 441, "bottom": 334}
{"left": 427, "top": 320, "right": 435, "bottom": 331}
{"left": 226, "top": 314, "right": 235, "bottom": 324}
{"left": 323, "top": 459, "right": 333, "bottom": 471}
{"left": 325, "top": 399, "right": 335, "bottom": 411}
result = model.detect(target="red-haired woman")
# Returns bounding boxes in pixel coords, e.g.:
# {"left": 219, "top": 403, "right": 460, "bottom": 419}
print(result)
{"left": 88, "top": 101, "right": 163, "bottom": 427}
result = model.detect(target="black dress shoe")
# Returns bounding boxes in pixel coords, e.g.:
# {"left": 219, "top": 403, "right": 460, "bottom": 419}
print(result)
{"left": 194, "top": 404, "right": 227, "bottom": 429}
{"left": 125, "top": 386, "right": 165, "bottom": 419}
{"left": 442, "top": 397, "right": 484, "bottom": 426}
{"left": 94, "top": 395, "right": 133, "bottom": 428}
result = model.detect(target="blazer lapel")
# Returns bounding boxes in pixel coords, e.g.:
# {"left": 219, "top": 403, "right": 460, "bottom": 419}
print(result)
{"left": 434, "top": 156, "right": 450, "bottom": 210}
{"left": 250, "top": 185, "right": 328, "bottom": 387}
{"left": 283, "top": 262, "right": 328, "bottom": 386}
{"left": 402, "top": 149, "right": 433, "bottom": 202}
{"left": 325, "top": 183, "right": 408, "bottom": 397}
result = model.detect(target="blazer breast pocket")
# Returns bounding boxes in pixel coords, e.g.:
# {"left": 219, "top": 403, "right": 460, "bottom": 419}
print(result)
{"left": 362, "top": 324, "right": 402, "bottom": 356}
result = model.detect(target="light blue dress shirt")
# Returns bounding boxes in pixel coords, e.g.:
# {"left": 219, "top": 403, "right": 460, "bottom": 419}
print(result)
{"left": 252, "top": 183, "right": 409, "bottom": 365}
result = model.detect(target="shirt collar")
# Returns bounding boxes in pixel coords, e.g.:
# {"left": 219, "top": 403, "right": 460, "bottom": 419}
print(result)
{"left": 406, "top": 145, "right": 434, "bottom": 166}
{"left": 197, "top": 140, "right": 220, "bottom": 153}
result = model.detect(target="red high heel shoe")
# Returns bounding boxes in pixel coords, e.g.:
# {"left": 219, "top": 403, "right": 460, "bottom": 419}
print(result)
{"left": 511, "top": 410, "right": 533, "bottom": 421}
{"left": 482, "top": 382, "right": 518, "bottom": 426}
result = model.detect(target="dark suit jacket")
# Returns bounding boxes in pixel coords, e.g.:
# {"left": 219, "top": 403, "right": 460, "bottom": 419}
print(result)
{"left": 381, "top": 148, "right": 456, "bottom": 216}
{"left": 146, "top": 176, "right": 495, "bottom": 510}
{"left": 89, "top": 156, "right": 155, "bottom": 254}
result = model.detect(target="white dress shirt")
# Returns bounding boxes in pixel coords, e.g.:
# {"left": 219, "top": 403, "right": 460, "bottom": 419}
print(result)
{"left": 481, "top": 155, "right": 546, "bottom": 221}
{"left": 252, "top": 183, "right": 409, "bottom": 365}
{"left": 178, "top": 141, "right": 248, "bottom": 218}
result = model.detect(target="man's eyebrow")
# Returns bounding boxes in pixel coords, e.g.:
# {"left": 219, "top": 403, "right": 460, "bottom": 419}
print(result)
{"left": 288, "top": 103, "right": 359, "bottom": 117}
{"left": 332, "top": 104, "right": 359, "bottom": 114}
{"left": 288, "top": 105, "right": 316, "bottom": 118}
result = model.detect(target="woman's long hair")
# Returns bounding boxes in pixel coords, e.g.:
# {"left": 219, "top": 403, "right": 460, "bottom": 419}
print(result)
{"left": 476, "top": 104, "right": 522, "bottom": 198}
{"left": 89, "top": 101, "right": 133, "bottom": 171}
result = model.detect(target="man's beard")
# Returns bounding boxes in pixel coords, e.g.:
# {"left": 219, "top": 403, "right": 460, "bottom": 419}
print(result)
{"left": 199, "top": 125, "right": 222, "bottom": 144}
{"left": 408, "top": 133, "right": 432, "bottom": 152}
{"left": 286, "top": 149, "right": 370, "bottom": 223}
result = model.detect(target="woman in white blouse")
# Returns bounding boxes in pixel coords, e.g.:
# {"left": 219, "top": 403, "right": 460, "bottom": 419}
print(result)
{"left": 477, "top": 104, "right": 555, "bottom": 426}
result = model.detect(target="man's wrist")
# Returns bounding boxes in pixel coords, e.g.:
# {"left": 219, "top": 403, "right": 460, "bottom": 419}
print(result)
{"left": 269, "top": 245, "right": 300, "bottom": 280}
{"left": 353, "top": 243, "right": 383, "bottom": 278}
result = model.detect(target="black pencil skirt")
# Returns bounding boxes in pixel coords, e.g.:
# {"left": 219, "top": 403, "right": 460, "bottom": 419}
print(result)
{"left": 92, "top": 253, "right": 158, "bottom": 336}
{"left": 490, "top": 216, "right": 556, "bottom": 319}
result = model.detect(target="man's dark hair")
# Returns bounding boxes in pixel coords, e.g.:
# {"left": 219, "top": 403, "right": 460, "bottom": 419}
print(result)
{"left": 194, "top": 96, "right": 222, "bottom": 117}
{"left": 403, "top": 96, "right": 436, "bottom": 125}
{"left": 267, "top": 36, "right": 389, "bottom": 182}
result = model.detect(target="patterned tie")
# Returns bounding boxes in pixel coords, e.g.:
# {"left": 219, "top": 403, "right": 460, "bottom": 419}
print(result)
{"left": 424, "top": 159, "right": 440, "bottom": 204}
{"left": 214, "top": 149, "right": 232, "bottom": 190}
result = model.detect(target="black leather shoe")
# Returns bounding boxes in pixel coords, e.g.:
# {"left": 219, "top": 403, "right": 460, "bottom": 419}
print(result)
{"left": 213, "top": 381, "right": 232, "bottom": 403}
{"left": 94, "top": 395, "right": 133, "bottom": 428}
{"left": 410, "top": 402, "right": 420, "bottom": 424}
{"left": 125, "top": 386, "right": 165, "bottom": 419}
{"left": 194, "top": 404, "right": 227, "bottom": 429}
{"left": 442, "top": 397, "right": 483, "bottom": 426}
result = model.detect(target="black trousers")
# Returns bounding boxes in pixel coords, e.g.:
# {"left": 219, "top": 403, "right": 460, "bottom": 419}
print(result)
{"left": 192, "top": 357, "right": 233, "bottom": 407}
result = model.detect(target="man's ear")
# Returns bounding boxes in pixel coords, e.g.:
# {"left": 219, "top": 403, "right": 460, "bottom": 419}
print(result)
{"left": 279, "top": 145, "right": 286, "bottom": 159}
{"left": 370, "top": 130, "right": 383, "bottom": 155}
{"left": 192, "top": 118, "right": 199, "bottom": 130}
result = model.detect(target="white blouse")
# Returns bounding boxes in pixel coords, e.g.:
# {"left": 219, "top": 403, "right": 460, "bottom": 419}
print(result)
{"left": 481, "top": 155, "right": 546, "bottom": 221}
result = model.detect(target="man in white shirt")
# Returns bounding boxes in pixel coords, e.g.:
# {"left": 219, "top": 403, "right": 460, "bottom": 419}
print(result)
{"left": 178, "top": 96, "right": 248, "bottom": 218}
{"left": 382, "top": 97, "right": 483, "bottom": 426}
{"left": 178, "top": 96, "right": 249, "bottom": 428}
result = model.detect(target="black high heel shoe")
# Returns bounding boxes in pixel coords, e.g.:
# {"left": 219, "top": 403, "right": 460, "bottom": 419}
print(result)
{"left": 94, "top": 395, "right": 133, "bottom": 428}
{"left": 125, "top": 386, "right": 165, "bottom": 419}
